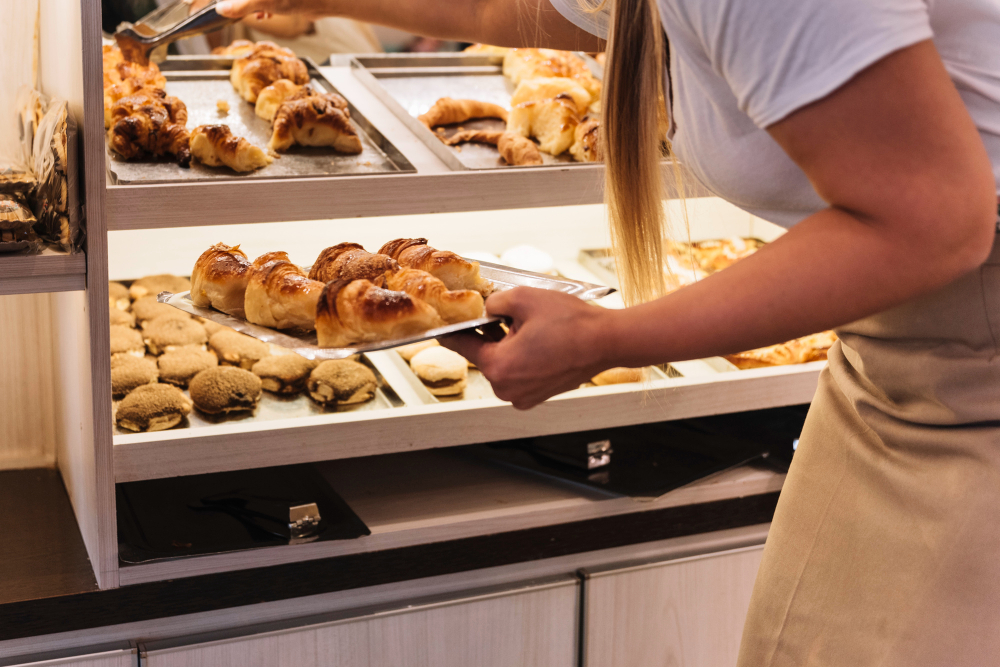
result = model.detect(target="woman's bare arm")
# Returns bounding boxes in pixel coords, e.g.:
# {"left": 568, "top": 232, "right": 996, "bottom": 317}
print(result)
{"left": 445, "top": 40, "right": 997, "bottom": 408}
{"left": 215, "top": 0, "right": 604, "bottom": 51}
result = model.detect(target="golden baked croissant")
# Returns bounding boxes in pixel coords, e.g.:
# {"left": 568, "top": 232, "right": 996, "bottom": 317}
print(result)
{"left": 191, "top": 242, "right": 252, "bottom": 318}
{"left": 463, "top": 44, "right": 511, "bottom": 56}
{"left": 190, "top": 125, "right": 272, "bottom": 172}
{"left": 510, "top": 78, "right": 590, "bottom": 116}
{"left": 570, "top": 118, "right": 601, "bottom": 162}
{"left": 254, "top": 79, "right": 315, "bottom": 123}
{"left": 417, "top": 98, "right": 509, "bottom": 128}
{"left": 725, "top": 331, "right": 838, "bottom": 369}
{"left": 308, "top": 242, "right": 399, "bottom": 283}
{"left": 104, "top": 77, "right": 147, "bottom": 128}
{"left": 315, "top": 279, "right": 443, "bottom": 347}
{"left": 107, "top": 88, "right": 192, "bottom": 166}
{"left": 103, "top": 55, "right": 167, "bottom": 91}
{"left": 230, "top": 42, "right": 309, "bottom": 103}
{"left": 507, "top": 93, "right": 580, "bottom": 155}
{"left": 269, "top": 93, "right": 362, "bottom": 154}
{"left": 378, "top": 238, "right": 494, "bottom": 296}
{"left": 380, "top": 268, "right": 485, "bottom": 324}
{"left": 502, "top": 48, "right": 601, "bottom": 103}
{"left": 212, "top": 39, "right": 257, "bottom": 57}
{"left": 245, "top": 252, "right": 325, "bottom": 330}
{"left": 445, "top": 130, "right": 544, "bottom": 166}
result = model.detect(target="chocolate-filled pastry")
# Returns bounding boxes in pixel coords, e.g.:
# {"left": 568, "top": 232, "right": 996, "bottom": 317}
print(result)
{"left": 189, "top": 366, "right": 262, "bottom": 414}
{"left": 417, "top": 98, "right": 509, "bottom": 128}
{"left": 208, "top": 329, "right": 270, "bottom": 369}
{"left": 315, "top": 279, "right": 443, "bottom": 348}
{"left": 308, "top": 242, "right": 398, "bottom": 284}
{"left": 254, "top": 79, "right": 315, "bottom": 123}
{"left": 109, "top": 281, "right": 131, "bottom": 310}
{"left": 110, "top": 354, "right": 159, "bottom": 397}
{"left": 378, "top": 238, "right": 494, "bottom": 296}
{"left": 142, "top": 317, "right": 208, "bottom": 355}
{"left": 190, "top": 243, "right": 252, "bottom": 318}
{"left": 444, "top": 130, "right": 543, "bottom": 166}
{"left": 131, "top": 295, "right": 191, "bottom": 325}
{"left": 410, "top": 346, "right": 468, "bottom": 397}
{"left": 269, "top": 93, "right": 362, "bottom": 154}
{"left": 570, "top": 118, "right": 601, "bottom": 163}
{"left": 244, "top": 252, "right": 324, "bottom": 330}
{"left": 107, "top": 88, "right": 192, "bottom": 167}
{"left": 230, "top": 42, "right": 309, "bottom": 103}
{"left": 110, "top": 325, "right": 145, "bottom": 357}
{"left": 252, "top": 353, "right": 318, "bottom": 394}
{"left": 381, "top": 267, "right": 485, "bottom": 324}
{"left": 307, "top": 359, "right": 377, "bottom": 406}
{"left": 129, "top": 274, "right": 191, "bottom": 301}
{"left": 116, "top": 384, "right": 192, "bottom": 432}
{"left": 110, "top": 307, "right": 136, "bottom": 328}
{"left": 158, "top": 347, "right": 218, "bottom": 387}
{"left": 190, "top": 125, "right": 272, "bottom": 173}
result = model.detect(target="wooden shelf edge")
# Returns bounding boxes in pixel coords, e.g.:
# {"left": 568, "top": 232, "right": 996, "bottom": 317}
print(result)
{"left": 0, "top": 250, "right": 86, "bottom": 296}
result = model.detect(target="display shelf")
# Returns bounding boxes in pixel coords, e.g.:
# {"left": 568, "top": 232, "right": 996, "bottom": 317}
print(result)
{"left": 117, "top": 448, "right": 783, "bottom": 585}
{"left": 0, "top": 247, "right": 86, "bottom": 296}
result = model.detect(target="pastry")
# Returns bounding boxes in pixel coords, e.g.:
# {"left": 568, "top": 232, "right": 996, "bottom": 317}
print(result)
{"left": 230, "top": 41, "right": 309, "bottom": 103}
{"left": 410, "top": 346, "right": 468, "bottom": 396}
{"left": 109, "top": 281, "right": 131, "bottom": 310}
{"left": 509, "top": 77, "right": 591, "bottom": 116}
{"left": 244, "top": 252, "right": 324, "bottom": 330}
{"left": 110, "top": 354, "right": 159, "bottom": 397}
{"left": 396, "top": 339, "right": 439, "bottom": 362}
{"left": 110, "top": 325, "right": 145, "bottom": 357}
{"left": 444, "top": 130, "right": 543, "bottom": 166}
{"left": 569, "top": 118, "right": 601, "bottom": 163}
{"left": 378, "top": 238, "right": 494, "bottom": 296}
{"left": 463, "top": 44, "right": 511, "bottom": 56}
{"left": 381, "top": 267, "right": 485, "bottom": 324}
{"left": 190, "top": 243, "right": 252, "bottom": 318}
{"left": 315, "top": 278, "right": 444, "bottom": 348}
{"left": 107, "top": 88, "right": 192, "bottom": 167}
{"left": 507, "top": 94, "right": 580, "bottom": 155}
{"left": 116, "top": 383, "right": 192, "bottom": 432}
{"left": 726, "top": 331, "right": 838, "bottom": 369}
{"left": 157, "top": 347, "right": 218, "bottom": 388}
{"left": 500, "top": 245, "right": 555, "bottom": 274}
{"left": 307, "top": 359, "right": 377, "bottom": 406}
{"left": 308, "top": 242, "right": 398, "bottom": 284}
{"left": 212, "top": 39, "right": 257, "bottom": 57}
{"left": 269, "top": 93, "right": 362, "bottom": 154}
{"left": 142, "top": 317, "right": 208, "bottom": 355}
{"left": 254, "top": 79, "right": 315, "bottom": 123}
{"left": 417, "top": 98, "right": 509, "bottom": 128}
{"left": 502, "top": 48, "right": 601, "bottom": 103}
{"left": 130, "top": 295, "right": 191, "bottom": 325}
{"left": 103, "top": 77, "right": 147, "bottom": 129}
{"left": 252, "top": 353, "right": 318, "bottom": 394}
{"left": 129, "top": 274, "right": 191, "bottom": 301}
{"left": 190, "top": 125, "right": 272, "bottom": 173}
{"left": 102, "top": 48, "right": 167, "bottom": 90}
{"left": 110, "top": 307, "right": 136, "bottom": 328}
{"left": 209, "top": 329, "right": 270, "bottom": 369}
{"left": 591, "top": 367, "right": 647, "bottom": 386}
{"left": 189, "top": 366, "right": 262, "bottom": 414}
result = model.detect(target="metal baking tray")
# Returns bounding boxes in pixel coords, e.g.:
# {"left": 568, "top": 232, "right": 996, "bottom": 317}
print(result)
{"left": 107, "top": 56, "right": 415, "bottom": 184}
{"left": 112, "top": 351, "right": 403, "bottom": 435}
{"left": 158, "top": 259, "right": 615, "bottom": 359}
{"left": 350, "top": 53, "right": 602, "bottom": 171}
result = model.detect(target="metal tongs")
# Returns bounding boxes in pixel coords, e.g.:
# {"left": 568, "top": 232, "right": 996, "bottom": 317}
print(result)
{"left": 114, "top": 0, "right": 235, "bottom": 66}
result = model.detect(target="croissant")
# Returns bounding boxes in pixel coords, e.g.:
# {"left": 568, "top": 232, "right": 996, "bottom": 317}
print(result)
{"left": 510, "top": 77, "right": 590, "bottom": 116}
{"left": 269, "top": 93, "right": 362, "bottom": 154}
{"left": 417, "top": 98, "right": 509, "bottom": 128}
{"left": 507, "top": 93, "right": 580, "bottom": 155}
{"left": 445, "top": 130, "right": 543, "bottom": 166}
{"left": 254, "top": 79, "right": 315, "bottom": 123}
{"left": 569, "top": 118, "right": 601, "bottom": 163}
{"left": 190, "top": 125, "right": 272, "bottom": 172}
{"left": 107, "top": 88, "right": 192, "bottom": 166}
{"left": 104, "top": 77, "right": 147, "bottom": 129}
{"left": 190, "top": 243, "right": 252, "bottom": 317}
{"left": 502, "top": 48, "right": 601, "bottom": 103}
{"left": 308, "top": 242, "right": 399, "bottom": 283}
{"left": 230, "top": 42, "right": 309, "bottom": 103}
{"left": 463, "top": 44, "right": 511, "bottom": 56}
{"left": 380, "top": 268, "right": 485, "bottom": 324}
{"left": 315, "top": 279, "right": 443, "bottom": 348}
{"left": 212, "top": 39, "right": 257, "bottom": 57}
{"left": 103, "top": 57, "right": 167, "bottom": 92}
{"left": 725, "top": 331, "right": 838, "bottom": 369}
{"left": 378, "top": 238, "right": 493, "bottom": 296}
{"left": 244, "top": 252, "right": 325, "bottom": 330}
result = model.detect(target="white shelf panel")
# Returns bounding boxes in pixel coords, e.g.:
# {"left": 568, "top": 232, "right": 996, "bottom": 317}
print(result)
{"left": 0, "top": 247, "right": 86, "bottom": 296}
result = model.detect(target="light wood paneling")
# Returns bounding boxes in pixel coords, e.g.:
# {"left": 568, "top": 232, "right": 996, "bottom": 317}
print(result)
{"left": 0, "top": 250, "right": 86, "bottom": 297}
{"left": 3, "top": 649, "right": 135, "bottom": 667}
{"left": 585, "top": 545, "right": 765, "bottom": 667}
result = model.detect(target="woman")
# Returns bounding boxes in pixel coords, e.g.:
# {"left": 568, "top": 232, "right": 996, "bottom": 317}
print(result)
{"left": 219, "top": 0, "right": 1000, "bottom": 663}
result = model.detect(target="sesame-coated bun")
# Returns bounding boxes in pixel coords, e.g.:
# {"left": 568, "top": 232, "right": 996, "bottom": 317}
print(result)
{"left": 142, "top": 317, "right": 208, "bottom": 355}
{"left": 208, "top": 329, "right": 270, "bottom": 369}
{"left": 109, "top": 281, "right": 131, "bottom": 310}
{"left": 110, "top": 325, "right": 145, "bottom": 357}
{"left": 110, "top": 307, "right": 135, "bottom": 328}
{"left": 116, "top": 384, "right": 192, "bottom": 432}
{"left": 158, "top": 347, "right": 218, "bottom": 387}
{"left": 252, "top": 353, "right": 318, "bottom": 394}
{"left": 131, "top": 295, "right": 192, "bottom": 324}
{"left": 410, "top": 346, "right": 468, "bottom": 396}
{"left": 129, "top": 274, "right": 191, "bottom": 301}
{"left": 189, "top": 366, "right": 262, "bottom": 414}
{"left": 307, "top": 359, "right": 377, "bottom": 406}
{"left": 110, "top": 354, "right": 159, "bottom": 397}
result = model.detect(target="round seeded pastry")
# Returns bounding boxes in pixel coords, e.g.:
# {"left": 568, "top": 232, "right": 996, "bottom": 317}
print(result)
{"left": 308, "top": 360, "right": 377, "bottom": 406}
{"left": 252, "top": 354, "right": 318, "bottom": 394}
{"left": 110, "top": 354, "right": 159, "bottom": 397}
{"left": 110, "top": 307, "right": 135, "bottom": 328}
{"left": 189, "top": 366, "right": 262, "bottom": 414}
{"left": 131, "top": 295, "right": 191, "bottom": 324}
{"left": 591, "top": 367, "right": 647, "bottom": 386}
{"left": 109, "top": 281, "right": 131, "bottom": 310}
{"left": 396, "top": 339, "right": 439, "bottom": 362}
{"left": 116, "top": 383, "right": 192, "bottom": 432}
{"left": 410, "top": 346, "right": 468, "bottom": 396}
{"left": 110, "top": 325, "right": 145, "bottom": 357}
{"left": 208, "top": 329, "right": 270, "bottom": 369}
{"left": 142, "top": 317, "right": 208, "bottom": 355}
{"left": 158, "top": 347, "right": 218, "bottom": 387}
{"left": 129, "top": 274, "right": 191, "bottom": 301}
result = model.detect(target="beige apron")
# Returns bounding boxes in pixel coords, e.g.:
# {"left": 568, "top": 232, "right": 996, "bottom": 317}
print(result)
{"left": 738, "top": 233, "right": 1000, "bottom": 666}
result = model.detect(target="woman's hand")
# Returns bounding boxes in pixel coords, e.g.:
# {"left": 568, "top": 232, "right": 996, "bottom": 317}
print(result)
{"left": 442, "top": 287, "right": 619, "bottom": 410}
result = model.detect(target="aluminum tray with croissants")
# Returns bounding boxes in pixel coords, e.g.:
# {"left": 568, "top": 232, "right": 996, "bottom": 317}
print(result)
{"left": 157, "top": 238, "right": 614, "bottom": 359}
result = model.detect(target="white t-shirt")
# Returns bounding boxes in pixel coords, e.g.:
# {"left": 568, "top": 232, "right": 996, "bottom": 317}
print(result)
{"left": 549, "top": 0, "right": 1000, "bottom": 228}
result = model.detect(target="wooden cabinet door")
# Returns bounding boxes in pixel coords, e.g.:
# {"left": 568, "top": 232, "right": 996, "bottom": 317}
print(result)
{"left": 584, "top": 545, "right": 764, "bottom": 667}
{"left": 143, "top": 578, "right": 578, "bottom": 667}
